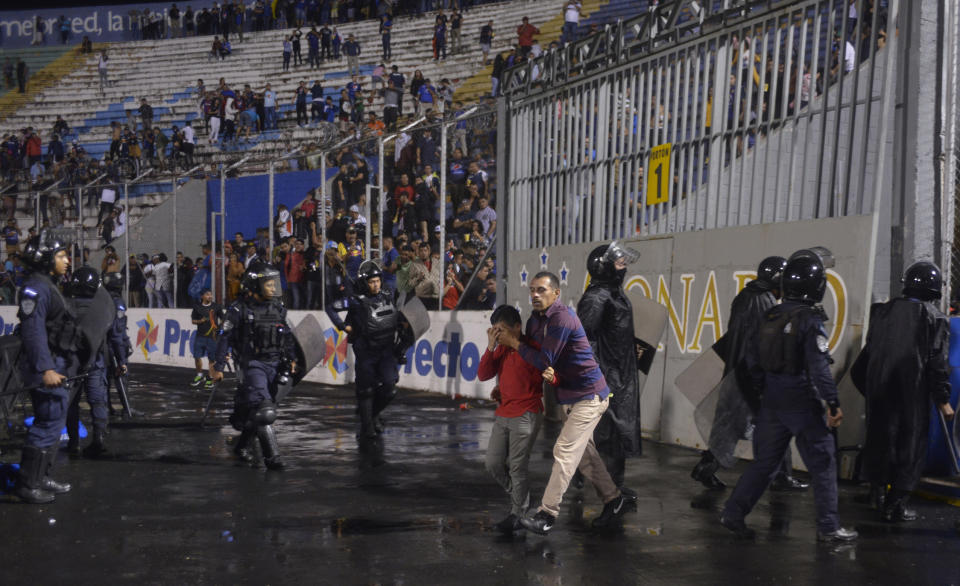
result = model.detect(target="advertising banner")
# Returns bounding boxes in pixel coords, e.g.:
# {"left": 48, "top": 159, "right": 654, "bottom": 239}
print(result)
{"left": 0, "top": 305, "right": 496, "bottom": 398}
{"left": 0, "top": 3, "right": 184, "bottom": 49}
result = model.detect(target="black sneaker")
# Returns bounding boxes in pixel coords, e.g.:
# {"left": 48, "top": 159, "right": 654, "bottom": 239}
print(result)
{"left": 494, "top": 514, "right": 523, "bottom": 535}
{"left": 720, "top": 514, "right": 756, "bottom": 539}
{"left": 592, "top": 495, "right": 629, "bottom": 529}
{"left": 520, "top": 510, "right": 556, "bottom": 535}
{"left": 817, "top": 527, "right": 858, "bottom": 542}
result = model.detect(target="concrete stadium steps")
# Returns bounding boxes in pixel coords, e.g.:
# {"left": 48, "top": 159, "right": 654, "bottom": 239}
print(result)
{"left": 0, "top": 45, "right": 98, "bottom": 122}
{"left": 0, "top": 0, "right": 565, "bottom": 150}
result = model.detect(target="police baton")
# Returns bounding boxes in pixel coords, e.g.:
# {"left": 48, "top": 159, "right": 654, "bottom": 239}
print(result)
{"left": 935, "top": 404, "right": 960, "bottom": 476}
{"left": 0, "top": 373, "right": 91, "bottom": 397}
{"left": 110, "top": 351, "right": 139, "bottom": 418}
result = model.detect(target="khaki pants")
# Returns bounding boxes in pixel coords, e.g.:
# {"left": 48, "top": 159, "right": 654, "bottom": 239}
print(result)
{"left": 539, "top": 394, "right": 619, "bottom": 517}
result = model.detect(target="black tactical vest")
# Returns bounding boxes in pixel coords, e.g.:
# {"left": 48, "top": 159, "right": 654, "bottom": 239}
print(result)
{"left": 755, "top": 306, "right": 807, "bottom": 375}
{"left": 240, "top": 300, "right": 288, "bottom": 360}
{"left": 358, "top": 293, "right": 398, "bottom": 348}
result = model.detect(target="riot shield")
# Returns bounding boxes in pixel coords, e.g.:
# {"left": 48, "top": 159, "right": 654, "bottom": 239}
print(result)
{"left": 674, "top": 344, "right": 725, "bottom": 413}
{"left": 0, "top": 335, "right": 23, "bottom": 432}
{"left": 627, "top": 291, "right": 669, "bottom": 350}
{"left": 399, "top": 295, "right": 431, "bottom": 340}
{"left": 76, "top": 287, "right": 116, "bottom": 364}
{"left": 291, "top": 313, "right": 325, "bottom": 385}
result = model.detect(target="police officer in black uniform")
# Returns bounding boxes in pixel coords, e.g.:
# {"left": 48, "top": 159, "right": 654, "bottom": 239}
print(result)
{"left": 101, "top": 270, "right": 132, "bottom": 416}
{"left": 64, "top": 267, "right": 129, "bottom": 458}
{"left": 692, "top": 256, "right": 808, "bottom": 491}
{"left": 14, "top": 233, "right": 76, "bottom": 504}
{"left": 210, "top": 262, "right": 296, "bottom": 471}
{"left": 341, "top": 260, "right": 399, "bottom": 446}
{"left": 720, "top": 249, "right": 857, "bottom": 542}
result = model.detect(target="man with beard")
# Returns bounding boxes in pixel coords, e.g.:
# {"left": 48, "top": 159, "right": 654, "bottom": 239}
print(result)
{"left": 575, "top": 241, "right": 644, "bottom": 498}
{"left": 691, "top": 256, "right": 808, "bottom": 491}
{"left": 852, "top": 261, "right": 953, "bottom": 521}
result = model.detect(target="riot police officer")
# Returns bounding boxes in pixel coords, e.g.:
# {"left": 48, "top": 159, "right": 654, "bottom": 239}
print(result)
{"left": 577, "top": 241, "right": 643, "bottom": 498}
{"left": 64, "top": 267, "right": 128, "bottom": 458}
{"left": 720, "top": 249, "right": 858, "bottom": 542}
{"left": 342, "top": 260, "right": 399, "bottom": 445}
{"left": 102, "top": 271, "right": 132, "bottom": 417}
{"left": 854, "top": 261, "right": 954, "bottom": 521}
{"left": 692, "top": 256, "right": 808, "bottom": 491}
{"left": 15, "top": 232, "right": 76, "bottom": 504}
{"left": 210, "top": 262, "right": 297, "bottom": 471}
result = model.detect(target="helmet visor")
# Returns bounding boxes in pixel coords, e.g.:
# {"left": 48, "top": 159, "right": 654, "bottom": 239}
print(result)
{"left": 790, "top": 246, "right": 835, "bottom": 269}
{"left": 602, "top": 241, "right": 641, "bottom": 267}
{"left": 260, "top": 275, "right": 282, "bottom": 300}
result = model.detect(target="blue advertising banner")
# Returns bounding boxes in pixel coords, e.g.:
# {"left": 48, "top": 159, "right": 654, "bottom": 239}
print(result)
{"left": 0, "top": 2, "right": 192, "bottom": 49}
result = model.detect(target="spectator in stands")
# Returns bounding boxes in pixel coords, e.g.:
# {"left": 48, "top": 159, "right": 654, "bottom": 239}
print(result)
{"left": 491, "top": 48, "right": 512, "bottom": 97}
{"left": 562, "top": 1, "right": 583, "bottom": 45}
{"left": 31, "top": 15, "right": 45, "bottom": 46}
{"left": 81, "top": 36, "right": 93, "bottom": 53}
{"left": 169, "top": 4, "right": 182, "bottom": 38}
{"left": 442, "top": 264, "right": 463, "bottom": 309}
{"left": 307, "top": 26, "right": 321, "bottom": 69}
{"left": 98, "top": 51, "right": 110, "bottom": 92}
{"left": 52, "top": 116, "right": 69, "bottom": 138}
{"left": 516, "top": 16, "right": 539, "bottom": 58}
{"left": 277, "top": 204, "right": 293, "bottom": 242}
{"left": 16, "top": 58, "right": 27, "bottom": 93}
{"left": 294, "top": 80, "right": 309, "bottom": 126}
{"left": 383, "top": 79, "right": 403, "bottom": 131}
{"left": 434, "top": 13, "right": 448, "bottom": 60}
{"left": 411, "top": 242, "right": 440, "bottom": 310}
{"left": 380, "top": 14, "right": 393, "bottom": 61}
{"left": 181, "top": 121, "right": 196, "bottom": 166}
{"left": 450, "top": 9, "right": 463, "bottom": 54}
{"left": 283, "top": 36, "right": 293, "bottom": 71}
{"left": 323, "top": 242, "right": 351, "bottom": 325}
{"left": 475, "top": 196, "right": 497, "bottom": 238}
{"left": 184, "top": 6, "right": 195, "bottom": 35}
{"left": 58, "top": 16, "right": 70, "bottom": 44}
{"left": 139, "top": 98, "right": 154, "bottom": 131}
{"left": 154, "top": 253, "right": 174, "bottom": 308}
{"left": 339, "top": 227, "right": 364, "bottom": 279}
{"left": 284, "top": 238, "right": 307, "bottom": 309}
{"left": 292, "top": 27, "right": 304, "bottom": 65}
{"left": 344, "top": 34, "right": 361, "bottom": 77}
{"left": 3, "top": 219, "right": 20, "bottom": 261}
{"left": 320, "top": 23, "right": 333, "bottom": 61}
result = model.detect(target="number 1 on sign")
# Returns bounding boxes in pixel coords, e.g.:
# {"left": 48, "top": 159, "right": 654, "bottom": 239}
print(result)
{"left": 646, "top": 143, "right": 672, "bottom": 206}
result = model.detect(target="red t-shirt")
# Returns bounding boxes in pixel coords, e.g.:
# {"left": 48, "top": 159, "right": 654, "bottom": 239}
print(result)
{"left": 442, "top": 284, "right": 460, "bottom": 309}
{"left": 478, "top": 335, "right": 544, "bottom": 417}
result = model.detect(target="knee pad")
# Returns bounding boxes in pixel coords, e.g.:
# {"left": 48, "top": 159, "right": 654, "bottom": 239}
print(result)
{"left": 252, "top": 402, "right": 278, "bottom": 425}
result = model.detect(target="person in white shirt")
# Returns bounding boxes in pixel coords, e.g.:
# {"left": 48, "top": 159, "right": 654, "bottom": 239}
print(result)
{"left": 562, "top": 1, "right": 582, "bottom": 45}
{"left": 152, "top": 253, "right": 173, "bottom": 308}
{"left": 181, "top": 121, "right": 196, "bottom": 165}
{"left": 144, "top": 257, "right": 158, "bottom": 307}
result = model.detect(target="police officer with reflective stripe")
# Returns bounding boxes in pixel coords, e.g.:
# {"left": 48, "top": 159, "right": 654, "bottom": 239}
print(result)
{"left": 341, "top": 260, "right": 399, "bottom": 446}
{"left": 15, "top": 232, "right": 75, "bottom": 504}
{"left": 101, "top": 271, "right": 132, "bottom": 416}
{"left": 210, "top": 262, "right": 296, "bottom": 470}
{"left": 720, "top": 248, "right": 858, "bottom": 542}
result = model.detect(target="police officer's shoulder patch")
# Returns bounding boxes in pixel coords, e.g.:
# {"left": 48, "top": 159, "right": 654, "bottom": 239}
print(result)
{"left": 816, "top": 335, "right": 830, "bottom": 353}
{"left": 20, "top": 297, "right": 36, "bottom": 316}
{"left": 117, "top": 308, "right": 126, "bottom": 319}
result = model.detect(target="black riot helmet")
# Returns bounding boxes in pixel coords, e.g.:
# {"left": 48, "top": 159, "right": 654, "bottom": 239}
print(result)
{"left": 586, "top": 240, "right": 641, "bottom": 286}
{"left": 68, "top": 266, "right": 102, "bottom": 298}
{"left": 241, "top": 261, "right": 282, "bottom": 301}
{"left": 356, "top": 259, "right": 383, "bottom": 295}
{"left": 756, "top": 256, "right": 787, "bottom": 287}
{"left": 21, "top": 229, "right": 70, "bottom": 273}
{"left": 902, "top": 261, "right": 942, "bottom": 301}
{"left": 102, "top": 271, "right": 125, "bottom": 294}
{"left": 781, "top": 254, "right": 826, "bottom": 303}
{"left": 788, "top": 246, "right": 836, "bottom": 269}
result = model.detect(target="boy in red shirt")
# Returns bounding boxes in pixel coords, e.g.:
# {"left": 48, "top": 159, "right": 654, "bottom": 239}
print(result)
{"left": 479, "top": 305, "right": 544, "bottom": 535}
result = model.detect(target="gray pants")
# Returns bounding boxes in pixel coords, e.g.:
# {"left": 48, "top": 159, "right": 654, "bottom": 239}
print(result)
{"left": 347, "top": 55, "right": 359, "bottom": 76}
{"left": 485, "top": 411, "right": 543, "bottom": 517}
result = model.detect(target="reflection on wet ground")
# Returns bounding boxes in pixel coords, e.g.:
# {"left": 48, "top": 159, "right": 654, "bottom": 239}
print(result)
{"left": 1, "top": 365, "right": 959, "bottom": 583}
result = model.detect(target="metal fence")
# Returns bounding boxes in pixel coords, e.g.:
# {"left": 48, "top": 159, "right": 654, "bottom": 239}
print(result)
{"left": 503, "top": 0, "right": 895, "bottom": 251}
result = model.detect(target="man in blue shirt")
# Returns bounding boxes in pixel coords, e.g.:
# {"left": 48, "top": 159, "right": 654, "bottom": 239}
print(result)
{"left": 380, "top": 235, "right": 399, "bottom": 292}
{"left": 343, "top": 33, "right": 361, "bottom": 77}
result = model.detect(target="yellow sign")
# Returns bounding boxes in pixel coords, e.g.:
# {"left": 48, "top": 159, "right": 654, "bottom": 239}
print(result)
{"left": 646, "top": 143, "right": 672, "bottom": 206}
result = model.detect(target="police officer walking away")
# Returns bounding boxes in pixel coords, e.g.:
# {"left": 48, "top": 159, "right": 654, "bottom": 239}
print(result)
{"left": 211, "top": 262, "right": 297, "bottom": 470}
{"left": 720, "top": 249, "right": 857, "bottom": 542}
{"left": 15, "top": 233, "right": 75, "bottom": 503}
{"left": 853, "top": 261, "right": 954, "bottom": 521}
{"left": 576, "top": 241, "right": 643, "bottom": 497}
{"left": 102, "top": 270, "right": 132, "bottom": 417}
{"left": 340, "top": 261, "right": 400, "bottom": 449}
{"left": 64, "top": 267, "right": 128, "bottom": 458}
{"left": 691, "top": 256, "right": 808, "bottom": 491}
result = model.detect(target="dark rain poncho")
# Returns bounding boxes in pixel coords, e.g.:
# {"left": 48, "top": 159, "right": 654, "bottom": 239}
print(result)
{"left": 853, "top": 298, "right": 952, "bottom": 491}
{"left": 707, "top": 279, "right": 777, "bottom": 468}
{"left": 577, "top": 278, "right": 642, "bottom": 457}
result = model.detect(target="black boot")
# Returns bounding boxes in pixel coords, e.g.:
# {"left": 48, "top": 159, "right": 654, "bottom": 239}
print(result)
{"left": 40, "top": 448, "right": 71, "bottom": 494}
{"left": 82, "top": 426, "right": 109, "bottom": 459}
{"left": 691, "top": 451, "right": 726, "bottom": 490}
{"left": 257, "top": 424, "right": 285, "bottom": 470}
{"left": 592, "top": 494, "right": 629, "bottom": 529}
{"left": 770, "top": 474, "right": 809, "bottom": 492}
{"left": 854, "top": 483, "right": 886, "bottom": 511}
{"left": 64, "top": 413, "right": 80, "bottom": 455}
{"left": 882, "top": 489, "right": 918, "bottom": 522}
{"left": 15, "top": 446, "right": 55, "bottom": 504}
{"left": 356, "top": 395, "right": 377, "bottom": 441}
{"left": 233, "top": 430, "right": 255, "bottom": 463}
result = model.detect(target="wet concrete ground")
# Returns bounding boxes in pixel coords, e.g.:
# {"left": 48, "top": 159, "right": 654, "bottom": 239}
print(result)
{"left": 1, "top": 365, "right": 960, "bottom": 585}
